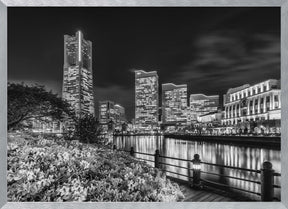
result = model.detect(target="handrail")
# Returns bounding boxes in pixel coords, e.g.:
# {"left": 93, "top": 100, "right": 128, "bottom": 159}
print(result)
{"left": 200, "top": 170, "right": 261, "bottom": 184}
{"left": 113, "top": 145, "right": 281, "bottom": 201}
{"left": 159, "top": 161, "right": 190, "bottom": 170}
{"left": 162, "top": 169, "right": 190, "bottom": 178}
{"left": 201, "top": 179, "right": 261, "bottom": 196}
{"left": 273, "top": 185, "right": 281, "bottom": 189}
{"left": 134, "top": 151, "right": 155, "bottom": 156}
{"left": 201, "top": 161, "right": 261, "bottom": 173}
{"left": 159, "top": 155, "right": 191, "bottom": 162}
{"left": 128, "top": 149, "right": 262, "bottom": 174}
{"left": 135, "top": 157, "right": 154, "bottom": 163}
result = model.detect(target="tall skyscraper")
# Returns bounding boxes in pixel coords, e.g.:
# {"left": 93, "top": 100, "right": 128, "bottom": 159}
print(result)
{"left": 162, "top": 83, "right": 188, "bottom": 125}
{"left": 62, "top": 31, "right": 94, "bottom": 118}
{"left": 135, "top": 70, "right": 159, "bottom": 132}
{"left": 190, "top": 94, "right": 219, "bottom": 122}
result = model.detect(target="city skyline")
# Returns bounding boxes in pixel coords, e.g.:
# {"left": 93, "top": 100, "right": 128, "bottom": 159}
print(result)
{"left": 8, "top": 7, "right": 280, "bottom": 120}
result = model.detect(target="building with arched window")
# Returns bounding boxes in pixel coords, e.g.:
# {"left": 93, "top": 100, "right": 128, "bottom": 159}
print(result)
{"left": 222, "top": 79, "right": 281, "bottom": 132}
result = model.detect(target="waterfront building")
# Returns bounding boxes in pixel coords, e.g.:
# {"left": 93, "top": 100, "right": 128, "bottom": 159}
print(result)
{"left": 221, "top": 79, "right": 281, "bottom": 133}
{"left": 198, "top": 111, "right": 222, "bottom": 125}
{"left": 135, "top": 70, "right": 159, "bottom": 132}
{"left": 62, "top": 31, "right": 94, "bottom": 118}
{"left": 162, "top": 83, "right": 188, "bottom": 129}
{"left": 189, "top": 94, "right": 219, "bottom": 123}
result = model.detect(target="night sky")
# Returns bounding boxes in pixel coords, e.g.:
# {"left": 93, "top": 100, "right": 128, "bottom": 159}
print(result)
{"left": 8, "top": 7, "right": 280, "bottom": 120}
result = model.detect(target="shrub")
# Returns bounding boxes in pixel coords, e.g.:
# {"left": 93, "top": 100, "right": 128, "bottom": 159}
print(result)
{"left": 7, "top": 134, "right": 184, "bottom": 202}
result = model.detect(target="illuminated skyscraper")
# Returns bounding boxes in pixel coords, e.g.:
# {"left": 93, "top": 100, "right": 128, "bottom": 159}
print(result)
{"left": 135, "top": 70, "right": 159, "bottom": 132}
{"left": 162, "top": 83, "right": 188, "bottom": 125}
{"left": 190, "top": 94, "right": 219, "bottom": 122}
{"left": 62, "top": 31, "right": 94, "bottom": 117}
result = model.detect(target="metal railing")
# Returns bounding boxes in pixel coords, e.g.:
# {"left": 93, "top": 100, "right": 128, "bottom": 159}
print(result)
{"left": 112, "top": 145, "right": 281, "bottom": 201}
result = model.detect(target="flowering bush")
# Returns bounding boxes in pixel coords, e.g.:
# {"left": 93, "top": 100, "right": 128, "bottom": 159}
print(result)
{"left": 7, "top": 134, "right": 184, "bottom": 202}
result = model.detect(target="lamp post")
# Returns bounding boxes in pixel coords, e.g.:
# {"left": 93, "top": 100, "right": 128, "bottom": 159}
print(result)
{"left": 191, "top": 154, "right": 202, "bottom": 189}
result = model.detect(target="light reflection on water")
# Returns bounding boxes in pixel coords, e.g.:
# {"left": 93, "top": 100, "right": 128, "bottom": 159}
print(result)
{"left": 114, "top": 135, "right": 281, "bottom": 200}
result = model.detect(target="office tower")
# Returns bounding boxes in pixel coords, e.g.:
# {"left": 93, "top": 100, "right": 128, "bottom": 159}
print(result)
{"left": 114, "top": 103, "right": 126, "bottom": 127}
{"left": 62, "top": 31, "right": 94, "bottom": 118}
{"left": 99, "top": 101, "right": 126, "bottom": 131}
{"left": 135, "top": 70, "right": 159, "bottom": 132}
{"left": 190, "top": 94, "right": 219, "bottom": 122}
{"left": 162, "top": 83, "right": 188, "bottom": 125}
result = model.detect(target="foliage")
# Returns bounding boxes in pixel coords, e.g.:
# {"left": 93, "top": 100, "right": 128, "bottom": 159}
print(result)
{"left": 7, "top": 134, "right": 184, "bottom": 202}
{"left": 8, "top": 83, "right": 74, "bottom": 130}
{"left": 73, "top": 114, "right": 103, "bottom": 144}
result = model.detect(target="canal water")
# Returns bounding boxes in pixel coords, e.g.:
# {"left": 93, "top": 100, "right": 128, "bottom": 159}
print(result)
{"left": 113, "top": 135, "right": 281, "bottom": 200}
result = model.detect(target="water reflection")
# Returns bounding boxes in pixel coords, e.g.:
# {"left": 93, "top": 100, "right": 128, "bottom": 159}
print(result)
{"left": 114, "top": 135, "right": 281, "bottom": 200}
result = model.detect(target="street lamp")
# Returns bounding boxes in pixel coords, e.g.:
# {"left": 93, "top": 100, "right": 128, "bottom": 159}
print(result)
{"left": 192, "top": 154, "right": 202, "bottom": 189}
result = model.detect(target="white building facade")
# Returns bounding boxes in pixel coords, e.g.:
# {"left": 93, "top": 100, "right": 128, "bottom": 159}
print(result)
{"left": 222, "top": 79, "right": 281, "bottom": 126}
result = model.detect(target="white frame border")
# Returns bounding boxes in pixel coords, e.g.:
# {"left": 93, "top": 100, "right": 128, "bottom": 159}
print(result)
{"left": 1, "top": 0, "right": 287, "bottom": 209}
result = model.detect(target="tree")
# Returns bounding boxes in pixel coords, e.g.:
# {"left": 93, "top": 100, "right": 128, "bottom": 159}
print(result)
{"left": 8, "top": 83, "right": 74, "bottom": 130}
{"left": 73, "top": 114, "right": 102, "bottom": 144}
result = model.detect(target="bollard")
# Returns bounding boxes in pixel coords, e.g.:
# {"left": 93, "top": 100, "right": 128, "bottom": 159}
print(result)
{"left": 130, "top": 147, "right": 135, "bottom": 157}
{"left": 191, "top": 154, "right": 201, "bottom": 189}
{"left": 113, "top": 144, "right": 117, "bottom": 151}
{"left": 155, "top": 149, "right": 160, "bottom": 168}
{"left": 261, "top": 161, "right": 274, "bottom": 201}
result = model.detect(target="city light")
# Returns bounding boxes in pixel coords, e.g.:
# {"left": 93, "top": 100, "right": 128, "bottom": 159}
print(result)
{"left": 78, "top": 30, "right": 81, "bottom": 62}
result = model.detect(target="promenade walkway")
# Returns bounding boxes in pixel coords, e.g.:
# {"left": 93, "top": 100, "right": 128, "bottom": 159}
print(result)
{"left": 169, "top": 177, "right": 252, "bottom": 202}
{"left": 179, "top": 184, "right": 237, "bottom": 202}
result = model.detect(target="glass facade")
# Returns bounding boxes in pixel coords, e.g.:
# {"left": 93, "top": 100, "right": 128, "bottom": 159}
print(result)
{"left": 190, "top": 94, "right": 219, "bottom": 122}
{"left": 135, "top": 70, "right": 159, "bottom": 132}
{"left": 62, "top": 31, "right": 94, "bottom": 117}
{"left": 162, "top": 83, "right": 188, "bottom": 125}
{"left": 99, "top": 101, "right": 126, "bottom": 131}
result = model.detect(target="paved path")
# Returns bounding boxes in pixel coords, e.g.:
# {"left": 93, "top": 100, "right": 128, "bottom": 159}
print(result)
{"left": 168, "top": 177, "right": 252, "bottom": 202}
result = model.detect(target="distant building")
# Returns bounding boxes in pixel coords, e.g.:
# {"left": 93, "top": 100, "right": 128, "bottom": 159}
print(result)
{"left": 62, "top": 31, "right": 94, "bottom": 118}
{"left": 189, "top": 94, "right": 219, "bottom": 123}
{"left": 135, "top": 70, "right": 159, "bottom": 132}
{"left": 99, "top": 101, "right": 115, "bottom": 124}
{"left": 198, "top": 111, "right": 222, "bottom": 125}
{"left": 222, "top": 79, "right": 281, "bottom": 129}
{"left": 162, "top": 83, "right": 188, "bottom": 126}
{"left": 114, "top": 103, "right": 126, "bottom": 129}
{"left": 99, "top": 101, "right": 126, "bottom": 132}
{"left": 31, "top": 118, "right": 63, "bottom": 134}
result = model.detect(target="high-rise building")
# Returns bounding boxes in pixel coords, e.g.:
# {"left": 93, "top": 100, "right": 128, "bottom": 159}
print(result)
{"left": 135, "top": 70, "right": 159, "bottom": 132}
{"left": 190, "top": 94, "right": 219, "bottom": 122}
{"left": 99, "top": 101, "right": 115, "bottom": 124}
{"left": 222, "top": 79, "right": 281, "bottom": 126}
{"left": 114, "top": 104, "right": 126, "bottom": 127}
{"left": 62, "top": 31, "right": 94, "bottom": 118}
{"left": 162, "top": 83, "right": 188, "bottom": 125}
{"left": 99, "top": 101, "right": 126, "bottom": 131}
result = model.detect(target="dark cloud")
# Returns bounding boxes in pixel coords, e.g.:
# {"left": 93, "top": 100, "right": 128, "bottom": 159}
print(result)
{"left": 176, "top": 31, "right": 280, "bottom": 97}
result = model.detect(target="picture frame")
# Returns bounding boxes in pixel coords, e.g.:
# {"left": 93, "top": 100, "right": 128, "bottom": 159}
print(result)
{"left": 1, "top": 0, "right": 287, "bottom": 209}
